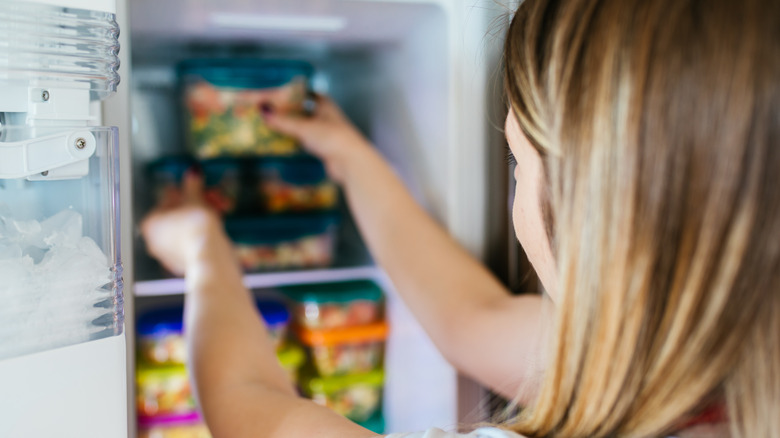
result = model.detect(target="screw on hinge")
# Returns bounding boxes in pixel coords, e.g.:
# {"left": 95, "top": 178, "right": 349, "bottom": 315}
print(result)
{"left": 41, "top": 90, "right": 50, "bottom": 102}
{"left": 41, "top": 171, "right": 49, "bottom": 177}
{"left": 75, "top": 138, "right": 87, "bottom": 149}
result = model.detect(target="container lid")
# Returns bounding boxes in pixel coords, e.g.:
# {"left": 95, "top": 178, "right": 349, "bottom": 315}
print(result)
{"left": 256, "top": 299, "right": 290, "bottom": 326}
{"left": 137, "top": 307, "right": 184, "bottom": 336}
{"left": 281, "top": 280, "right": 383, "bottom": 304}
{"left": 178, "top": 59, "right": 313, "bottom": 89}
{"left": 147, "top": 156, "right": 196, "bottom": 183}
{"left": 225, "top": 213, "right": 339, "bottom": 244}
{"left": 302, "top": 369, "right": 385, "bottom": 395}
{"left": 295, "top": 321, "right": 388, "bottom": 346}
{"left": 136, "top": 363, "right": 188, "bottom": 383}
{"left": 137, "top": 411, "right": 202, "bottom": 428}
{"left": 276, "top": 343, "right": 305, "bottom": 369}
{"left": 357, "top": 412, "right": 385, "bottom": 434}
{"left": 257, "top": 156, "right": 328, "bottom": 185}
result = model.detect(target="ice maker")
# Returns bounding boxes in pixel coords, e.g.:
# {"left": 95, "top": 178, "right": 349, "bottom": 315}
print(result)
{"left": 0, "top": 0, "right": 127, "bottom": 436}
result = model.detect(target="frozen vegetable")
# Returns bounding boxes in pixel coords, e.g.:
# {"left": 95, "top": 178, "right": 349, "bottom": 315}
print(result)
{"left": 137, "top": 307, "right": 186, "bottom": 366}
{"left": 256, "top": 157, "right": 338, "bottom": 213}
{"left": 282, "top": 280, "right": 383, "bottom": 329}
{"left": 180, "top": 60, "right": 313, "bottom": 158}
{"left": 302, "top": 370, "right": 384, "bottom": 422}
{"left": 226, "top": 214, "right": 339, "bottom": 271}
{"left": 136, "top": 364, "right": 196, "bottom": 417}
{"left": 295, "top": 322, "right": 388, "bottom": 377}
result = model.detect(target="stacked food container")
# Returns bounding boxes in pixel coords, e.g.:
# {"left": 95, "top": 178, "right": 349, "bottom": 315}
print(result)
{"left": 148, "top": 59, "right": 340, "bottom": 273}
{"left": 135, "top": 301, "right": 303, "bottom": 437}
{"left": 135, "top": 307, "right": 210, "bottom": 437}
{"left": 282, "top": 280, "right": 388, "bottom": 432}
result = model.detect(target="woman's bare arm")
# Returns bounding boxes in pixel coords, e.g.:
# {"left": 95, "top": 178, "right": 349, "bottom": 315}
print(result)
{"left": 267, "top": 100, "right": 550, "bottom": 400}
{"left": 141, "top": 176, "right": 379, "bottom": 438}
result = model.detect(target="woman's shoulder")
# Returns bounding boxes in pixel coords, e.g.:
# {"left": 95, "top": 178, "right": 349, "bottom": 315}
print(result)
{"left": 385, "top": 427, "right": 526, "bottom": 438}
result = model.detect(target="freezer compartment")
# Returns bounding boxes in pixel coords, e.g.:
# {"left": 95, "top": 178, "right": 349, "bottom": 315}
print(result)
{"left": 0, "top": 126, "right": 123, "bottom": 360}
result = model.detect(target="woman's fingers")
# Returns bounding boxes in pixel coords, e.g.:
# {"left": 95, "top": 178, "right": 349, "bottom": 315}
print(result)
{"left": 182, "top": 169, "right": 206, "bottom": 205}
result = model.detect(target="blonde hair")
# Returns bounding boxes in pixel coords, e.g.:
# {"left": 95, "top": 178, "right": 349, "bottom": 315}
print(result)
{"left": 503, "top": 0, "right": 780, "bottom": 436}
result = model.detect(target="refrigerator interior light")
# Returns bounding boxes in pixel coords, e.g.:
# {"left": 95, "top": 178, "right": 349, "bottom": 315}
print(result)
{"left": 210, "top": 13, "right": 347, "bottom": 33}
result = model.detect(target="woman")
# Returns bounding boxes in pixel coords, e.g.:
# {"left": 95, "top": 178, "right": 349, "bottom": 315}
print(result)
{"left": 141, "top": 0, "right": 780, "bottom": 436}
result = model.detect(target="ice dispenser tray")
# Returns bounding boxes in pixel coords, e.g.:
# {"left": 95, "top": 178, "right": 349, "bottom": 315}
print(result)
{"left": 0, "top": 126, "right": 123, "bottom": 360}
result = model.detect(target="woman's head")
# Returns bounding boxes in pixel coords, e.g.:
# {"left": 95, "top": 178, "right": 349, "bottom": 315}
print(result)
{"left": 503, "top": 0, "right": 780, "bottom": 436}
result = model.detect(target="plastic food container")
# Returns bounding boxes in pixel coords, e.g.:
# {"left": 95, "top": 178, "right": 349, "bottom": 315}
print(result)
{"left": 136, "top": 364, "right": 196, "bottom": 417}
{"left": 225, "top": 214, "right": 339, "bottom": 271}
{"left": 148, "top": 156, "right": 194, "bottom": 204}
{"left": 148, "top": 157, "right": 239, "bottom": 216}
{"left": 138, "top": 412, "right": 211, "bottom": 438}
{"left": 295, "top": 321, "right": 388, "bottom": 377}
{"left": 256, "top": 156, "right": 338, "bottom": 213}
{"left": 137, "top": 307, "right": 186, "bottom": 366}
{"left": 301, "top": 369, "right": 384, "bottom": 422}
{"left": 180, "top": 59, "right": 313, "bottom": 158}
{"left": 256, "top": 299, "right": 290, "bottom": 348}
{"left": 277, "top": 343, "right": 305, "bottom": 383}
{"left": 281, "top": 280, "right": 383, "bottom": 329}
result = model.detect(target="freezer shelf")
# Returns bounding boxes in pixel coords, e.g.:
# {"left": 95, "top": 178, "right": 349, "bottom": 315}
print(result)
{"left": 134, "top": 266, "right": 380, "bottom": 296}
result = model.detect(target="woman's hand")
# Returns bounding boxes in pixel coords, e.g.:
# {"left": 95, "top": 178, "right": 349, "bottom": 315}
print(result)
{"left": 264, "top": 95, "right": 372, "bottom": 184}
{"left": 140, "top": 170, "right": 229, "bottom": 276}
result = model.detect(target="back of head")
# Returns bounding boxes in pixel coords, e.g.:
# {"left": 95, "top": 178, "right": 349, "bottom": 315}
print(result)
{"left": 504, "top": 0, "right": 780, "bottom": 436}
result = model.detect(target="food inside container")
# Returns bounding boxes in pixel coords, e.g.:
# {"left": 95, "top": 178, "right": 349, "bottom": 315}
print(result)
{"left": 256, "top": 156, "right": 338, "bottom": 213}
{"left": 138, "top": 412, "right": 211, "bottom": 438}
{"left": 136, "top": 364, "right": 196, "bottom": 417}
{"left": 180, "top": 59, "right": 313, "bottom": 158}
{"left": 201, "top": 158, "right": 242, "bottom": 214}
{"left": 300, "top": 369, "right": 384, "bottom": 422}
{"left": 148, "top": 157, "right": 240, "bottom": 215}
{"left": 137, "top": 307, "right": 186, "bottom": 366}
{"left": 277, "top": 343, "right": 305, "bottom": 383}
{"left": 256, "top": 299, "right": 290, "bottom": 349}
{"left": 281, "top": 280, "right": 383, "bottom": 329}
{"left": 225, "top": 214, "right": 339, "bottom": 271}
{"left": 295, "top": 321, "right": 388, "bottom": 377}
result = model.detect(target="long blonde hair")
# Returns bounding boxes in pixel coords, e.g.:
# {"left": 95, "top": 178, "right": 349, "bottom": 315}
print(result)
{"left": 503, "top": 0, "right": 780, "bottom": 436}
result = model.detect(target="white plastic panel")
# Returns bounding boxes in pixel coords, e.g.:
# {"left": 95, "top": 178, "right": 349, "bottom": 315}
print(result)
{"left": 0, "top": 335, "right": 127, "bottom": 438}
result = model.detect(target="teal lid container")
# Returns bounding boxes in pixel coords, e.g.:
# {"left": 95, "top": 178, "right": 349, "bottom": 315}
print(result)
{"left": 281, "top": 280, "right": 383, "bottom": 304}
{"left": 178, "top": 59, "right": 314, "bottom": 89}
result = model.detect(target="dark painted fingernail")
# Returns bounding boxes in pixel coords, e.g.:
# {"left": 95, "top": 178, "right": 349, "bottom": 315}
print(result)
{"left": 260, "top": 102, "right": 274, "bottom": 116}
{"left": 187, "top": 163, "right": 202, "bottom": 177}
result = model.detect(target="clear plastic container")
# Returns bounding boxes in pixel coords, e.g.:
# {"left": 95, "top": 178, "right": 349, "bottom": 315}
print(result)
{"left": 301, "top": 369, "right": 384, "bottom": 422}
{"left": 281, "top": 280, "right": 383, "bottom": 330}
{"left": 137, "top": 308, "right": 186, "bottom": 366}
{"left": 295, "top": 321, "right": 388, "bottom": 377}
{"left": 256, "top": 299, "right": 290, "bottom": 349}
{"left": 256, "top": 156, "right": 338, "bottom": 213}
{"left": 136, "top": 364, "right": 196, "bottom": 418}
{"left": 179, "top": 59, "right": 313, "bottom": 158}
{"left": 225, "top": 214, "right": 339, "bottom": 271}
{"left": 138, "top": 412, "right": 211, "bottom": 438}
{"left": 0, "top": 126, "right": 123, "bottom": 360}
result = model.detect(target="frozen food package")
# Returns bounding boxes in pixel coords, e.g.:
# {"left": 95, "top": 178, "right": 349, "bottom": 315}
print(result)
{"left": 300, "top": 369, "right": 384, "bottom": 422}
{"left": 180, "top": 59, "right": 313, "bottom": 158}
{"left": 225, "top": 214, "right": 339, "bottom": 271}
{"left": 295, "top": 321, "right": 388, "bottom": 377}
{"left": 137, "top": 307, "right": 186, "bottom": 366}
{"left": 281, "top": 280, "right": 383, "bottom": 329}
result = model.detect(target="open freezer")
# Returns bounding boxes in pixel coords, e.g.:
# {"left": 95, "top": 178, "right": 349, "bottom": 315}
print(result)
{"left": 108, "top": 0, "right": 510, "bottom": 435}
